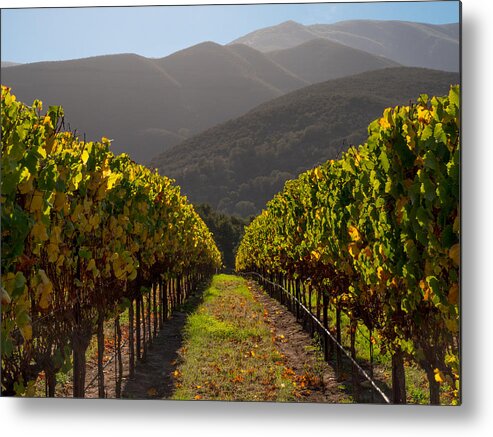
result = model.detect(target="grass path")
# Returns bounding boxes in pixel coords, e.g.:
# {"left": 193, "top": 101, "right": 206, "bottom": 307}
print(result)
{"left": 172, "top": 274, "right": 351, "bottom": 403}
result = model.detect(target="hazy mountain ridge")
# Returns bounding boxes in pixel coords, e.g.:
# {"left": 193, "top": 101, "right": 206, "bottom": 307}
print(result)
{"left": 231, "top": 19, "right": 459, "bottom": 72}
{"left": 266, "top": 38, "right": 398, "bottom": 83}
{"left": 1, "top": 47, "right": 303, "bottom": 163}
{"left": 150, "top": 67, "right": 459, "bottom": 217}
{"left": 2, "top": 19, "right": 459, "bottom": 166}
{"left": 2, "top": 34, "right": 404, "bottom": 164}
{"left": 1, "top": 61, "right": 21, "bottom": 68}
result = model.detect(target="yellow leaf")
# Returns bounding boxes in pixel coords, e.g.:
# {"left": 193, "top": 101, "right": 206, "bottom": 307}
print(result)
{"left": 434, "top": 368, "right": 444, "bottom": 384}
{"left": 453, "top": 213, "right": 460, "bottom": 233}
{"left": 37, "top": 270, "right": 53, "bottom": 309}
{"left": 54, "top": 192, "right": 67, "bottom": 211}
{"left": 449, "top": 243, "right": 460, "bottom": 266}
{"left": 107, "top": 173, "right": 122, "bottom": 190}
{"left": 418, "top": 106, "right": 432, "bottom": 123}
{"left": 361, "top": 246, "right": 372, "bottom": 259}
{"left": 377, "top": 266, "right": 384, "bottom": 280}
{"left": 21, "top": 324, "right": 33, "bottom": 341}
{"left": 47, "top": 243, "right": 59, "bottom": 263}
{"left": 348, "top": 225, "right": 361, "bottom": 242}
{"left": 89, "top": 214, "right": 100, "bottom": 228}
{"left": 348, "top": 242, "right": 360, "bottom": 258}
{"left": 147, "top": 387, "right": 157, "bottom": 396}
{"left": 313, "top": 167, "right": 323, "bottom": 181}
{"left": 50, "top": 226, "right": 62, "bottom": 245}
{"left": 18, "top": 169, "right": 33, "bottom": 194}
{"left": 38, "top": 282, "right": 53, "bottom": 309}
{"left": 81, "top": 150, "right": 89, "bottom": 164}
{"left": 31, "top": 222, "right": 49, "bottom": 242}
{"left": 379, "top": 117, "right": 391, "bottom": 129}
{"left": 448, "top": 283, "right": 459, "bottom": 305}
{"left": 29, "top": 190, "right": 44, "bottom": 213}
{"left": 87, "top": 259, "right": 96, "bottom": 271}
{"left": 423, "top": 285, "right": 433, "bottom": 302}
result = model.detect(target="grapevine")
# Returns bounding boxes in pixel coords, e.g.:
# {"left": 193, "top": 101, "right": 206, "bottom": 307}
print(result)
{"left": 1, "top": 86, "right": 221, "bottom": 396}
{"left": 236, "top": 86, "right": 460, "bottom": 404}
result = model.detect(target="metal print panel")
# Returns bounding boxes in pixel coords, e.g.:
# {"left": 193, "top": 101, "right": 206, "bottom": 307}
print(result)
{"left": 1, "top": 1, "right": 461, "bottom": 404}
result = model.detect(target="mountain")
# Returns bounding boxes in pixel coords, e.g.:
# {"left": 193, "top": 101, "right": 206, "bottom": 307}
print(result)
{"left": 1, "top": 45, "right": 307, "bottom": 164}
{"left": 230, "top": 20, "right": 320, "bottom": 52}
{"left": 266, "top": 38, "right": 398, "bottom": 83}
{"left": 1, "top": 54, "right": 189, "bottom": 163}
{"left": 1, "top": 38, "right": 406, "bottom": 165}
{"left": 1, "top": 61, "right": 21, "bottom": 68}
{"left": 152, "top": 42, "right": 308, "bottom": 134}
{"left": 150, "top": 67, "right": 459, "bottom": 217}
{"left": 231, "top": 19, "right": 460, "bottom": 72}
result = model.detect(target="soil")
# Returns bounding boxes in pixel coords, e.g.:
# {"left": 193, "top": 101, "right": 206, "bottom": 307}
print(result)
{"left": 58, "top": 304, "right": 197, "bottom": 399}
{"left": 57, "top": 276, "right": 387, "bottom": 402}
{"left": 246, "top": 279, "right": 351, "bottom": 403}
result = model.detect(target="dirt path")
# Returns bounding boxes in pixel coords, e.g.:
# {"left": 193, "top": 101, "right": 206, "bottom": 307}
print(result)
{"left": 120, "top": 310, "right": 188, "bottom": 399}
{"left": 61, "top": 275, "right": 363, "bottom": 402}
{"left": 246, "top": 279, "right": 351, "bottom": 403}
{"left": 57, "top": 291, "right": 203, "bottom": 399}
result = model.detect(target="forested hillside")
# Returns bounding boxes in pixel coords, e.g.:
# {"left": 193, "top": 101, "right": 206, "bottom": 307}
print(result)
{"left": 151, "top": 67, "right": 459, "bottom": 217}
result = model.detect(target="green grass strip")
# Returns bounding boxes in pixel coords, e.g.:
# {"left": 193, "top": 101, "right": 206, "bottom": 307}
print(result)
{"left": 172, "top": 274, "right": 296, "bottom": 401}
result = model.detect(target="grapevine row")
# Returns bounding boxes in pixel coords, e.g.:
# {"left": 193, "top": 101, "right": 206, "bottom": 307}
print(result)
{"left": 236, "top": 86, "right": 460, "bottom": 404}
{"left": 1, "top": 86, "right": 222, "bottom": 396}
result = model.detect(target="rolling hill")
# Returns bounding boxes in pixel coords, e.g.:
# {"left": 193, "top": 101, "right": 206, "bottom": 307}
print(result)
{"left": 1, "top": 38, "right": 405, "bottom": 164}
{"left": 266, "top": 38, "right": 398, "bottom": 83}
{"left": 0, "top": 46, "right": 308, "bottom": 164}
{"left": 150, "top": 67, "right": 459, "bottom": 217}
{"left": 231, "top": 19, "right": 460, "bottom": 72}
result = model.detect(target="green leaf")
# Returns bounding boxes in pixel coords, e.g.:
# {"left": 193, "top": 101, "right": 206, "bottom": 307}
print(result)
{"left": 12, "top": 272, "right": 27, "bottom": 298}
{"left": 416, "top": 207, "right": 429, "bottom": 227}
{"left": 78, "top": 247, "right": 92, "bottom": 259}
{"left": 448, "top": 85, "right": 459, "bottom": 109}
{"left": 420, "top": 177, "right": 436, "bottom": 202}
{"left": 434, "top": 123, "right": 447, "bottom": 144}
{"left": 421, "top": 125, "right": 434, "bottom": 141}
{"left": 379, "top": 151, "right": 390, "bottom": 172}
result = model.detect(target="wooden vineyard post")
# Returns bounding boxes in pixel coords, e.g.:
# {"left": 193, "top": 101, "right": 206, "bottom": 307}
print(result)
{"left": 158, "top": 281, "right": 163, "bottom": 331}
{"left": 141, "top": 295, "right": 147, "bottom": 361}
{"left": 115, "top": 316, "right": 123, "bottom": 398}
{"left": 336, "top": 304, "right": 342, "bottom": 378}
{"left": 164, "top": 280, "right": 169, "bottom": 322}
{"left": 97, "top": 309, "right": 105, "bottom": 398}
{"left": 153, "top": 283, "right": 158, "bottom": 339}
{"left": 350, "top": 319, "right": 359, "bottom": 402}
{"left": 392, "top": 348, "right": 407, "bottom": 404}
{"left": 129, "top": 298, "right": 135, "bottom": 377}
{"left": 369, "top": 327, "right": 374, "bottom": 403}
{"left": 135, "top": 297, "right": 141, "bottom": 360}
{"left": 323, "top": 293, "right": 329, "bottom": 362}
{"left": 146, "top": 292, "right": 151, "bottom": 346}
{"left": 295, "top": 279, "right": 300, "bottom": 320}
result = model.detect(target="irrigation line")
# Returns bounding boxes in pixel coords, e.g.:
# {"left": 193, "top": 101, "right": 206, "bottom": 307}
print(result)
{"left": 241, "top": 271, "right": 391, "bottom": 404}
{"left": 84, "top": 338, "right": 128, "bottom": 392}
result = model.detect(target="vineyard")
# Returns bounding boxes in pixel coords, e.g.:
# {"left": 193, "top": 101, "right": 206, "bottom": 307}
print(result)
{"left": 0, "top": 86, "right": 221, "bottom": 397}
{"left": 236, "top": 86, "right": 460, "bottom": 405}
{"left": 0, "top": 84, "right": 460, "bottom": 404}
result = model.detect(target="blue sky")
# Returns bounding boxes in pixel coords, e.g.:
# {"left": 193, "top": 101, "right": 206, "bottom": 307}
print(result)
{"left": 1, "top": 1, "right": 460, "bottom": 64}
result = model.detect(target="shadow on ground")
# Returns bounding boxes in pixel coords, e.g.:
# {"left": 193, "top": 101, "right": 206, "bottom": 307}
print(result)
{"left": 121, "top": 284, "right": 207, "bottom": 400}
